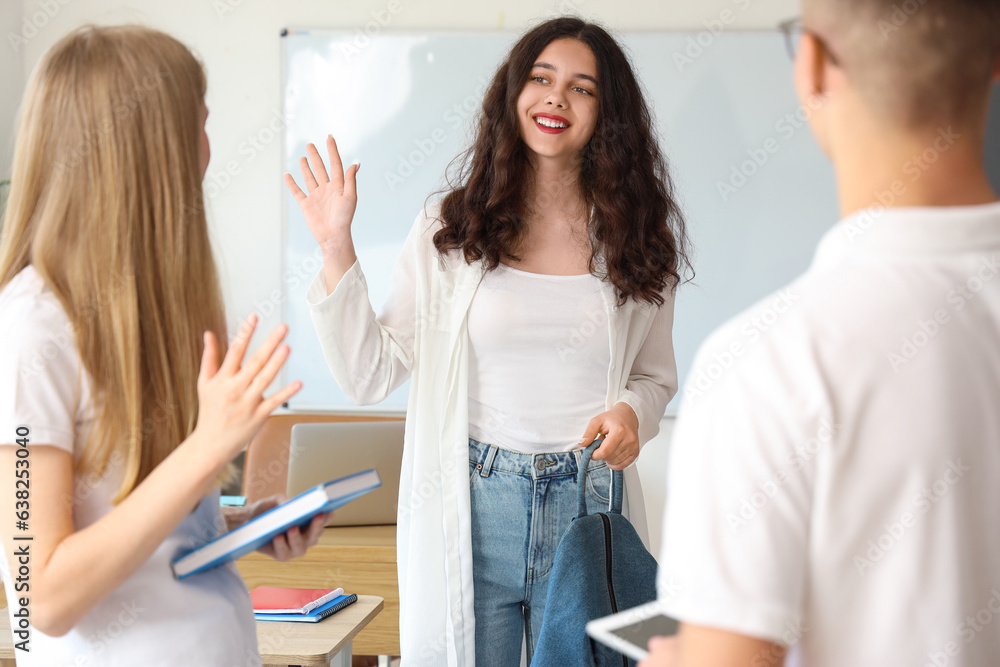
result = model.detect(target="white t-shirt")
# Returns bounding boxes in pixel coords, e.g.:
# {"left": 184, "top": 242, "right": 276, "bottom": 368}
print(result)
{"left": 0, "top": 265, "right": 260, "bottom": 667}
{"left": 467, "top": 263, "right": 610, "bottom": 452}
{"left": 658, "top": 202, "right": 1000, "bottom": 666}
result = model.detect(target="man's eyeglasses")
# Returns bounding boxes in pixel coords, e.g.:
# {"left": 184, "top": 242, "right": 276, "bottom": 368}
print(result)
{"left": 778, "top": 17, "right": 841, "bottom": 66}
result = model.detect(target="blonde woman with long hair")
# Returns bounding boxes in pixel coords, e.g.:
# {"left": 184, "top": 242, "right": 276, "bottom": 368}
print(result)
{"left": 0, "top": 26, "right": 321, "bottom": 665}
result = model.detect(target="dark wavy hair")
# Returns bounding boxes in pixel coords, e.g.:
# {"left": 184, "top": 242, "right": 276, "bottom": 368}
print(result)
{"left": 433, "top": 17, "right": 690, "bottom": 305}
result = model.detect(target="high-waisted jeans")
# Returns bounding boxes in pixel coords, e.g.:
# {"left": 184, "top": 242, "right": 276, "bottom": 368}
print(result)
{"left": 468, "top": 438, "right": 613, "bottom": 666}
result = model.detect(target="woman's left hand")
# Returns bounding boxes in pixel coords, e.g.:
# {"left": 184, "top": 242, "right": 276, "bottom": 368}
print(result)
{"left": 579, "top": 402, "right": 641, "bottom": 470}
{"left": 223, "top": 494, "right": 327, "bottom": 561}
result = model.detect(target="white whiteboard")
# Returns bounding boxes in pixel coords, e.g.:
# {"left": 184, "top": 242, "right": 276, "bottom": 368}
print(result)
{"left": 281, "top": 29, "right": 842, "bottom": 413}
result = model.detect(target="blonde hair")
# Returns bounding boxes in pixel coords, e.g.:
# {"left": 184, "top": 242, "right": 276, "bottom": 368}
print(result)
{"left": 0, "top": 26, "right": 229, "bottom": 502}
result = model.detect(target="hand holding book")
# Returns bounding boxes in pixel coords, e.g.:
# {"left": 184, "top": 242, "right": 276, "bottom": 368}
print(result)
{"left": 223, "top": 494, "right": 327, "bottom": 561}
{"left": 173, "top": 469, "right": 381, "bottom": 579}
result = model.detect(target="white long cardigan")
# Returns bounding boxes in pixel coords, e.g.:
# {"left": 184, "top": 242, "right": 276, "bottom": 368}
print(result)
{"left": 306, "top": 203, "right": 678, "bottom": 666}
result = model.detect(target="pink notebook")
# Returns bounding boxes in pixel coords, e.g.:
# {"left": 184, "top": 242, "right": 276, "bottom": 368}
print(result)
{"left": 250, "top": 586, "right": 345, "bottom": 614}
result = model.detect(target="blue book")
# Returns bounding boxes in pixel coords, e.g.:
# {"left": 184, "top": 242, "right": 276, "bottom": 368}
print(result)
{"left": 254, "top": 593, "right": 358, "bottom": 622}
{"left": 171, "top": 469, "right": 381, "bottom": 579}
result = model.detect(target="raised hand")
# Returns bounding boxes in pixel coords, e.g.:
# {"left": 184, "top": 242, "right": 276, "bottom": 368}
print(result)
{"left": 194, "top": 313, "right": 302, "bottom": 461}
{"left": 284, "top": 135, "right": 360, "bottom": 264}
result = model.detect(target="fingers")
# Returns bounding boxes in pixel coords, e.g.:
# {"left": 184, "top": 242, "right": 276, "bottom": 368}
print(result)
{"left": 291, "top": 515, "right": 324, "bottom": 553}
{"left": 299, "top": 156, "right": 319, "bottom": 192}
{"left": 256, "top": 380, "right": 304, "bottom": 419}
{"left": 285, "top": 525, "right": 304, "bottom": 556}
{"left": 236, "top": 323, "right": 289, "bottom": 389}
{"left": 266, "top": 515, "right": 324, "bottom": 562}
{"left": 284, "top": 172, "right": 307, "bottom": 203}
{"left": 283, "top": 524, "right": 309, "bottom": 558}
{"left": 326, "top": 135, "right": 345, "bottom": 189}
{"left": 578, "top": 416, "right": 604, "bottom": 449}
{"left": 219, "top": 313, "right": 258, "bottom": 376}
{"left": 289, "top": 137, "right": 351, "bottom": 201}
{"left": 246, "top": 343, "right": 291, "bottom": 403}
{"left": 304, "top": 513, "right": 326, "bottom": 547}
{"left": 343, "top": 161, "right": 360, "bottom": 201}
{"left": 593, "top": 432, "right": 621, "bottom": 463}
{"left": 253, "top": 495, "right": 282, "bottom": 517}
{"left": 307, "top": 142, "right": 331, "bottom": 186}
{"left": 596, "top": 433, "right": 631, "bottom": 469}
{"left": 600, "top": 435, "right": 639, "bottom": 470}
{"left": 269, "top": 532, "right": 291, "bottom": 561}
{"left": 199, "top": 331, "right": 220, "bottom": 384}
{"left": 213, "top": 315, "right": 302, "bottom": 419}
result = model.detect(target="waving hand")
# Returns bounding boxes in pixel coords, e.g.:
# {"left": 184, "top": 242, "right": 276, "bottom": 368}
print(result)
{"left": 284, "top": 135, "right": 360, "bottom": 290}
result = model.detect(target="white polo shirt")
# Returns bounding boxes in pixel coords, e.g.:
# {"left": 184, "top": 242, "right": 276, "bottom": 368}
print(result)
{"left": 658, "top": 202, "right": 1000, "bottom": 666}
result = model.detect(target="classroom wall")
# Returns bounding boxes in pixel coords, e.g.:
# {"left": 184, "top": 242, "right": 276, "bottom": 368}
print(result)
{"left": 0, "top": 1, "right": 24, "bottom": 179}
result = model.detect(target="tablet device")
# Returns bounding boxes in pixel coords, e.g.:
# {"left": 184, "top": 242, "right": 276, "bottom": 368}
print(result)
{"left": 586, "top": 600, "right": 679, "bottom": 661}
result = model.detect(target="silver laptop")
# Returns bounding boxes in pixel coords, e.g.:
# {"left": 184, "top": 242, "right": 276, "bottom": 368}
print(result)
{"left": 287, "top": 421, "right": 404, "bottom": 526}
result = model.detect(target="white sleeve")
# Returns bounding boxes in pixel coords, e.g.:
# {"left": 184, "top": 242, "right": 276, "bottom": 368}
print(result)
{"left": 305, "top": 208, "right": 430, "bottom": 406}
{"left": 0, "top": 296, "right": 81, "bottom": 453}
{"left": 656, "top": 323, "right": 820, "bottom": 644}
{"left": 618, "top": 289, "right": 678, "bottom": 446}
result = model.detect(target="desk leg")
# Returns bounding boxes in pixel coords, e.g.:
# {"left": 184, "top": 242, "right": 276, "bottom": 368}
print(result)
{"left": 328, "top": 640, "right": 351, "bottom": 667}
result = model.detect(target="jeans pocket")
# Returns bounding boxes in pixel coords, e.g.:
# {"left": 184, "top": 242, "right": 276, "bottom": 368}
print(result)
{"left": 585, "top": 462, "right": 611, "bottom": 506}
{"left": 470, "top": 460, "right": 480, "bottom": 485}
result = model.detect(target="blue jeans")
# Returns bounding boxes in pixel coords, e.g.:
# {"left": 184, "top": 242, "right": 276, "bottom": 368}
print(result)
{"left": 468, "top": 438, "right": 613, "bottom": 666}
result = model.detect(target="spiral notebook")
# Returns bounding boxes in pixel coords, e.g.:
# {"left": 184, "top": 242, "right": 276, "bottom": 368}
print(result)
{"left": 254, "top": 593, "right": 358, "bottom": 622}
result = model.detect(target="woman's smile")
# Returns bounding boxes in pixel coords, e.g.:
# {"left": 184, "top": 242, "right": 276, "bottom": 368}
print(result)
{"left": 533, "top": 112, "right": 572, "bottom": 133}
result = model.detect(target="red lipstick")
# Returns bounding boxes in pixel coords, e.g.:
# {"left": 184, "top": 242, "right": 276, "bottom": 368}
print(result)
{"left": 532, "top": 112, "right": 571, "bottom": 134}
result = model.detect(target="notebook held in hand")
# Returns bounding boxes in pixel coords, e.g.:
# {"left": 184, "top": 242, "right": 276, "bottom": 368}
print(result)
{"left": 172, "top": 469, "right": 381, "bottom": 579}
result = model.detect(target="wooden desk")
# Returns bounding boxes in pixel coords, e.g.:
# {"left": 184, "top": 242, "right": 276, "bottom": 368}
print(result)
{"left": 237, "top": 525, "right": 400, "bottom": 657}
{"left": 258, "top": 595, "right": 383, "bottom": 667}
{"left": 0, "top": 596, "right": 382, "bottom": 667}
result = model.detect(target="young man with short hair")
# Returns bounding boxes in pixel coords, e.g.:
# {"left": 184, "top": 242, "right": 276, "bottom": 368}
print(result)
{"left": 643, "top": 1, "right": 1000, "bottom": 665}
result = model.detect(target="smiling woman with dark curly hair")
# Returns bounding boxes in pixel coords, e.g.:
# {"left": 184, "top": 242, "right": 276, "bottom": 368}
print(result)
{"left": 434, "top": 19, "right": 688, "bottom": 307}
{"left": 287, "top": 16, "right": 689, "bottom": 665}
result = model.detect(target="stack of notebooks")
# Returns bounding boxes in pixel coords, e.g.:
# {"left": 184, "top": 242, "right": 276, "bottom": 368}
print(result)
{"left": 251, "top": 586, "right": 358, "bottom": 623}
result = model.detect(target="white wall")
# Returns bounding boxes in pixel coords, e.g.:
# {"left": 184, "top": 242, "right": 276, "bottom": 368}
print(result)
{"left": 637, "top": 416, "right": 675, "bottom": 560}
{"left": 1, "top": 1, "right": 24, "bottom": 178}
